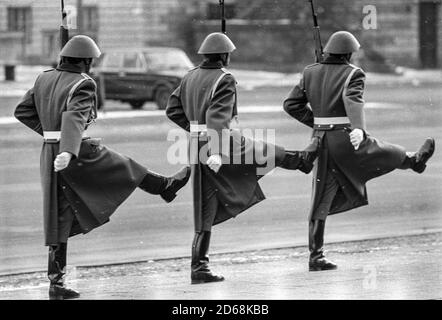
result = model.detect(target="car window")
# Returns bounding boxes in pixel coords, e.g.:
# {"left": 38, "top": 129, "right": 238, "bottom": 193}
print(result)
{"left": 102, "top": 52, "right": 123, "bottom": 68}
{"left": 123, "top": 52, "right": 143, "bottom": 69}
{"left": 143, "top": 50, "right": 194, "bottom": 71}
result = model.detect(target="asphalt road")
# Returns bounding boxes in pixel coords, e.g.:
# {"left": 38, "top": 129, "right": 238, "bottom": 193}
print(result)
{"left": 1, "top": 232, "right": 440, "bottom": 300}
{"left": 0, "top": 83, "right": 441, "bottom": 276}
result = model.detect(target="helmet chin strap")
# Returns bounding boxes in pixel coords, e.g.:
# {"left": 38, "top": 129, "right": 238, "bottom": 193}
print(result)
{"left": 343, "top": 53, "right": 352, "bottom": 63}
{"left": 221, "top": 53, "right": 230, "bottom": 67}
{"left": 84, "top": 58, "right": 93, "bottom": 73}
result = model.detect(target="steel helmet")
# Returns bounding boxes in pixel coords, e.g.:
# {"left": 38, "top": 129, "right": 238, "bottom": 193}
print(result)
{"left": 60, "top": 35, "right": 101, "bottom": 58}
{"left": 324, "top": 31, "right": 360, "bottom": 54}
{"left": 198, "top": 32, "right": 236, "bottom": 54}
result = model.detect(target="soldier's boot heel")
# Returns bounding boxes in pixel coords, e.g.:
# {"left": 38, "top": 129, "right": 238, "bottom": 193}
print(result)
{"left": 411, "top": 137, "right": 435, "bottom": 174}
{"left": 191, "top": 271, "right": 225, "bottom": 284}
{"left": 160, "top": 166, "right": 191, "bottom": 203}
{"left": 309, "top": 257, "right": 338, "bottom": 272}
{"left": 281, "top": 137, "right": 318, "bottom": 173}
{"left": 298, "top": 137, "right": 320, "bottom": 174}
{"left": 160, "top": 190, "right": 177, "bottom": 203}
{"left": 279, "top": 151, "right": 313, "bottom": 173}
{"left": 299, "top": 152, "right": 315, "bottom": 174}
{"left": 49, "top": 284, "right": 80, "bottom": 300}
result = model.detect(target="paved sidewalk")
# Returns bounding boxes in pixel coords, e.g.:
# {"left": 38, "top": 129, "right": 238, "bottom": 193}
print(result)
{"left": 0, "top": 232, "right": 440, "bottom": 300}
{"left": 1, "top": 65, "right": 441, "bottom": 97}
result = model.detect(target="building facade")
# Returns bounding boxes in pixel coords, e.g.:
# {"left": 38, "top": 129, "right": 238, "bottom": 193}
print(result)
{"left": 0, "top": 0, "right": 440, "bottom": 69}
{"left": 0, "top": 0, "right": 181, "bottom": 63}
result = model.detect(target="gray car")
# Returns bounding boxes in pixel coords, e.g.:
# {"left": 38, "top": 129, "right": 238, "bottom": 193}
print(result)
{"left": 91, "top": 47, "right": 194, "bottom": 110}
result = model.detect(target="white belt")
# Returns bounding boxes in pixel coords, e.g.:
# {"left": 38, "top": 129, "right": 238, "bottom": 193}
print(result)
{"left": 43, "top": 131, "right": 88, "bottom": 142}
{"left": 190, "top": 124, "right": 207, "bottom": 133}
{"left": 314, "top": 117, "right": 350, "bottom": 125}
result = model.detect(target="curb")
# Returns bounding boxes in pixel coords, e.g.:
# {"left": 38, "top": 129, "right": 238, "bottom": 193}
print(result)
{"left": 1, "top": 229, "right": 440, "bottom": 279}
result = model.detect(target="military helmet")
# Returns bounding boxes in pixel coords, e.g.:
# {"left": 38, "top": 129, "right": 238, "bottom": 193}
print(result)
{"left": 324, "top": 31, "right": 360, "bottom": 54}
{"left": 198, "top": 32, "right": 236, "bottom": 54}
{"left": 60, "top": 35, "right": 101, "bottom": 58}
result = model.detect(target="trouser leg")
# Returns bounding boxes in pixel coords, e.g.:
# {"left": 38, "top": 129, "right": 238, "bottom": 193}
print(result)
{"left": 200, "top": 180, "right": 218, "bottom": 232}
{"left": 57, "top": 201, "right": 75, "bottom": 243}
{"left": 138, "top": 167, "right": 191, "bottom": 202}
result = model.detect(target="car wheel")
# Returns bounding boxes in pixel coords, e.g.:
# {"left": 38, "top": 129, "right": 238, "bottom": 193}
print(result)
{"left": 129, "top": 100, "right": 145, "bottom": 110}
{"left": 154, "top": 86, "right": 172, "bottom": 110}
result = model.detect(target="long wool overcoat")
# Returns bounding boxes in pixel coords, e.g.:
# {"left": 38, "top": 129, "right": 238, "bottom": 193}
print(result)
{"left": 15, "top": 63, "right": 147, "bottom": 245}
{"left": 166, "top": 60, "right": 285, "bottom": 230}
{"left": 283, "top": 56, "right": 406, "bottom": 219}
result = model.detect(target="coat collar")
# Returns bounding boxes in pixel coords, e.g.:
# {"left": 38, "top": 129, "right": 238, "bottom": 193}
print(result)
{"left": 199, "top": 60, "right": 224, "bottom": 69}
{"left": 56, "top": 62, "right": 85, "bottom": 74}
{"left": 321, "top": 55, "right": 350, "bottom": 65}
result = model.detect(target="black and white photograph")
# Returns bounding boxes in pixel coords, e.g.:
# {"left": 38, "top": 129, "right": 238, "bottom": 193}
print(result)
{"left": 0, "top": 0, "right": 441, "bottom": 305}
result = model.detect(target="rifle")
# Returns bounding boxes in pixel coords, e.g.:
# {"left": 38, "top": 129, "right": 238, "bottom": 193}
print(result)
{"left": 308, "top": 0, "right": 323, "bottom": 62}
{"left": 60, "top": 0, "right": 69, "bottom": 49}
{"left": 219, "top": 0, "right": 226, "bottom": 33}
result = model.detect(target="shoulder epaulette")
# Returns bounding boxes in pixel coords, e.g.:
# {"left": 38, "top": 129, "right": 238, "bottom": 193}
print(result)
{"left": 81, "top": 72, "right": 97, "bottom": 86}
{"left": 44, "top": 68, "right": 55, "bottom": 73}
{"left": 188, "top": 66, "right": 199, "bottom": 72}
{"left": 304, "top": 62, "right": 321, "bottom": 70}
{"left": 67, "top": 75, "right": 94, "bottom": 104}
{"left": 81, "top": 73, "right": 94, "bottom": 80}
{"left": 220, "top": 68, "right": 235, "bottom": 82}
{"left": 220, "top": 67, "right": 232, "bottom": 75}
{"left": 210, "top": 69, "right": 235, "bottom": 99}
{"left": 348, "top": 63, "right": 365, "bottom": 73}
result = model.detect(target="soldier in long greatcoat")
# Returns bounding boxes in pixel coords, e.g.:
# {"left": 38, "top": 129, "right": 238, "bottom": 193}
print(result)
{"left": 283, "top": 31, "right": 435, "bottom": 271}
{"left": 14, "top": 36, "right": 190, "bottom": 299}
{"left": 166, "top": 33, "right": 316, "bottom": 284}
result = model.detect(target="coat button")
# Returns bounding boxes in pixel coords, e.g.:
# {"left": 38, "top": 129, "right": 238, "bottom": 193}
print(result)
{"left": 330, "top": 124, "right": 334, "bottom": 129}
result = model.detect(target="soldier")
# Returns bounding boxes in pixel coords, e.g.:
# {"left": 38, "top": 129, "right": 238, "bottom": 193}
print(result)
{"left": 14, "top": 35, "right": 191, "bottom": 299}
{"left": 166, "top": 32, "right": 316, "bottom": 284}
{"left": 283, "top": 31, "right": 435, "bottom": 271}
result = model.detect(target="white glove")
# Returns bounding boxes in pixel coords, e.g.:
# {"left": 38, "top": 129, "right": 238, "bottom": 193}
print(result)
{"left": 54, "top": 152, "right": 73, "bottom": 172}
{"left": 206, "top": 154, "right": 222, "bottom": 173}
{"left": 349, "top": 128, "right": 364, "bottom": 150}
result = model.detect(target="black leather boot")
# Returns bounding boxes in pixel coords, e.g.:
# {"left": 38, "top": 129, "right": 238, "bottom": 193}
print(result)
{"left": 308, "top": 220, "right": 337, "bottom": 271}
{"left": 191, "top": 232, "right": 224, "bottom": 284}
{"left": 48, "top": 243, "right": 80, "bottom": 300}
{"left": 278, "top": 151, "right": 315, "bottom": 174}
{"left": 161, "top": 166, "right": 191, "bottom": 202}
{"left": 409, "top": 138, "right": 435, "bottom": 173}
{"left": 139, "top": 166, "right": 191, "bottom": 202}
{"left": 277, "top": 137, "right": 318, "bottom": 173}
